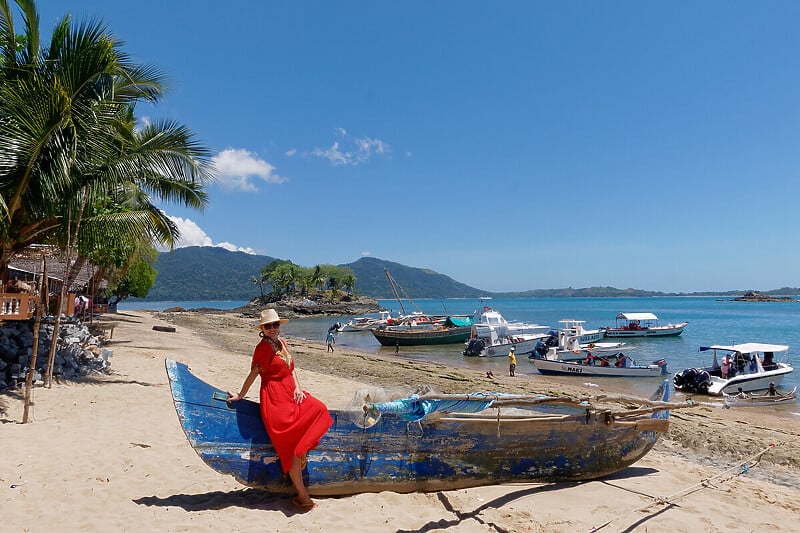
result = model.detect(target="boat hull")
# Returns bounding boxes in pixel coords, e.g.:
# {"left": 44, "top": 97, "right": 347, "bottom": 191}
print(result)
{"left": 723, "top": 387, "right": 797, "bottom": 407}
{"left": 166, "top": 359, "right": 668, "bottom": 495}
{"left": 371, "top": 326, "right": 472, "bottom": 346}
{"left": 602, "top": 323, "right": 687, "bottom": 338}
{"left": 706, "top": 365, "right": 793, "bottom": 395}
{"left": 531, "top": 358, "right": 667, "bottom": 378}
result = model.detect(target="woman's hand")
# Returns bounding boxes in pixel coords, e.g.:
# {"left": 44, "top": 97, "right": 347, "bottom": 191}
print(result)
{"left": 227, "top": 391, "right": 243, "bottom": 402}
{"left": 293, "top": 389, "right": 306, "bottom": 404}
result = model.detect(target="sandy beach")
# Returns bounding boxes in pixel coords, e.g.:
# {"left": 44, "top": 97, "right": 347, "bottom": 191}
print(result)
{"left": 3, "top": 309, "right": 800, "bottom": 532}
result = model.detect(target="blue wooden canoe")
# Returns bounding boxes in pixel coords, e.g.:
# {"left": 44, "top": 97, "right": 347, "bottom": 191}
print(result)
{"left": 166, "top": 358, "right": 670, "bottom": 496}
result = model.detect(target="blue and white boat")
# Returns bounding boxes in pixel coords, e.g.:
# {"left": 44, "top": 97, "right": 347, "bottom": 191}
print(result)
{"left": 166, "top": 359, "right": 672, "bottom": 496}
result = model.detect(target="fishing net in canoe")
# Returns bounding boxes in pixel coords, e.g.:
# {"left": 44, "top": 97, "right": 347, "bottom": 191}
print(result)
{"left": 344, "top": 386, "right": 497, "bottom": 428}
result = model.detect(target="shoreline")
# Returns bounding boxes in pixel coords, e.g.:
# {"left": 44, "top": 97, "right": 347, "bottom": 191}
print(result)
{"left": 3, "top": 309, "right": 799, "bottom": 532}
{"left": 161, "top": 310, "right": 800, "bottom": 466}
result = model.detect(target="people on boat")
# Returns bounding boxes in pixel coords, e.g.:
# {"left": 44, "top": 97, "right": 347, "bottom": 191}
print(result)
{"left": 508, "top": 346, "right": 517, "bottom": 377}
{"left": 735, "top": 387, "right": 747, "bottom": 399}
{"left": 721, "top": 355, "right": 732, "bottom": 379}
{"left": 614, "top": 354, "right": 628, "bottom": 368}
{"left": 763, "top": 352, "right": 776, "bottom": 370}
{"left": 734, "top": 352, "right": 746, "bottom": 375}
{"left": 584, "top": 352, "right": 596, "bottom": 366}
{"left": 534, "top": 339, "right": 548, "bottom": 358}
{"left": 768, "top": 382, "right": 777, "bottom": 396}
{"left": 227, "top": 309, "right": 333, "bottom": 511}
{"left": 599, "top": 357, "right": 610, "bottom": 367}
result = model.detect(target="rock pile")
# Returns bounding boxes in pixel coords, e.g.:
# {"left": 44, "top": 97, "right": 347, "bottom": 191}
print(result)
{"left": 0, "top": 319, "right": 112, "bottom": 390}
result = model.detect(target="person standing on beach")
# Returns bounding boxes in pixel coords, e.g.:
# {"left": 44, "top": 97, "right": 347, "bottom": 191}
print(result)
{"left": 326, "top": 330, "right": 335, "bottom": 352}
{"left": 227, "top": 309, "right": 333, "bottom": 511}
{"left": 508, "top": 346, "right": 517, "bottom": 376}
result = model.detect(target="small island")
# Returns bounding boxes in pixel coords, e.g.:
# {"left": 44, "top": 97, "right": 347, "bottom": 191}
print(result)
{"left": 732, "top": 290, "right": 795, "bottom": 302}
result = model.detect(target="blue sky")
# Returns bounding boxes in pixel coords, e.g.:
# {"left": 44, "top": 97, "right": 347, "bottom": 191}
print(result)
{"left": 37, "top": 1, "right": 800, "bottom": 293}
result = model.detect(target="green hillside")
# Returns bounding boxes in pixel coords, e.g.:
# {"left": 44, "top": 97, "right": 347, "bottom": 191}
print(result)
{"left": 342, "top": 257, "right": 485, "bottom": 298}
{"left": 139, "top": 249, "right": 485, "bottom": 301}
{"left": 144, "top": 247, "right": 275, "bottom": 301}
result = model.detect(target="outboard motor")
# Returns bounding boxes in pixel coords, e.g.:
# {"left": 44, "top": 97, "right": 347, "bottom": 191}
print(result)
{"left": 544, "top": 334, "right": 559, "bottom": 348}
{"left": 534, "top": 340, "right": 549, "bottom": 358}
{"left": 673, "top": 368, "right": 698, "bottom": 391}
{"left": 328, "top": 322, "right": 342, "bottom": 333}
{"left": 674, "top": 367, "right": 711, "bottom": 393}
{"left": 693, "top": 370, "right": 711, "bottom": 394}
{"left": 463, "top": 338, "right": 485, "bottom": 357}
{"left": 653, "top": 358, "right": 669, "bottom": 376}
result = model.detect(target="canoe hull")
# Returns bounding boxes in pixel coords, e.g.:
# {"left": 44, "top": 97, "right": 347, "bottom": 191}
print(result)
{"left": 723, "top": 386, "right": 797, "bottom": 407}
{"left": 166, "top": 359, "right": 668, "bottom": 495}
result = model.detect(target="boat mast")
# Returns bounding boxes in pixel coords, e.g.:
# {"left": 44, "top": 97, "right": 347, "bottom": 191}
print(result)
{"left": 384, "top": 268, "right": 407, "bottom": 316}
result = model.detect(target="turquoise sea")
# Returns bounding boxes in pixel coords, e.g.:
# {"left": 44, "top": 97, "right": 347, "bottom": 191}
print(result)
{"left": 119, "top": 297, "right": 800, "bottom": 408}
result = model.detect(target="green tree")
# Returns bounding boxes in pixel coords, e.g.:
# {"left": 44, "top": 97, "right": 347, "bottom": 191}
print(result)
{"left": 105, "top": 247, "right": 158, "bottom": 304}
{"left": 342, "top": 269, "right": 356, "bottom": 294}
{"left": 268, "top": 262, "right": 300, "bottom": 295}
{"left": 0, "top": 0, "right": 211, "bottom": 282}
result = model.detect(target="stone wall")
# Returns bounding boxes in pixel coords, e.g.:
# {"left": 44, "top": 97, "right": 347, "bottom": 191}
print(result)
{"left": 0, "top": 319, "right": 111, "bottom": 390}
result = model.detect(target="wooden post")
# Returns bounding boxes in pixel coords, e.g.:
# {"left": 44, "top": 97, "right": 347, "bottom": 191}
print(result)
{"left": 43, "top": 290, "right": 63, "bottom": 388}
{"left": 23, "top": 254, "right": 46, "bottom": 423}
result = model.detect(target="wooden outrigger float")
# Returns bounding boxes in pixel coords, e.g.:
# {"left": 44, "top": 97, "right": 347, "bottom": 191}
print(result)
{"left": 166, "top": 359, "right": 681, "bottom": 496}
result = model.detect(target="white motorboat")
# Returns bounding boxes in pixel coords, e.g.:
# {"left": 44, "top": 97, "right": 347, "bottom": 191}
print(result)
{"left": 673, "top": 343, "right": 794, "bottom": 396}
{"left": 530, "top": 353, "right": 669, "bottom": 378}
{"left": 531, "top": 320, "right": 627, "bottom": 360}
{"left": 601, "top": 312, "right": 688, "bottom": 337}
{"left": 463, "top": 306, "right": 549, "bottom": 357}
{"left": 558, "top": 319, "right": 605, "bottom": 344}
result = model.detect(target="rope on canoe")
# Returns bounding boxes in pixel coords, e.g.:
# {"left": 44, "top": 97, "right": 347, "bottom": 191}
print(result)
{"left": 589, "top": 443, "right": 779, "bottom": 532}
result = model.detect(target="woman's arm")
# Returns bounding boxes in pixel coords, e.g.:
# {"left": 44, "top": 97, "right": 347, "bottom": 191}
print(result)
{"left": 227, "top": 364, "right": 260, "bottom": 401}
{"left": 291, "top": 369, "right": 306, "bottom": 403}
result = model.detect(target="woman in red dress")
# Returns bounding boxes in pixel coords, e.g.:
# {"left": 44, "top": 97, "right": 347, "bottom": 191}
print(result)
{"left": 227, "top": 309, "right": 333, "bottom": 510}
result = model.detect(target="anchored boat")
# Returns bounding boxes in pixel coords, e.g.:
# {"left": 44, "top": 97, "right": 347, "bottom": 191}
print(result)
{"left": 601, "top": 313, "right": 687, "bottom": 338}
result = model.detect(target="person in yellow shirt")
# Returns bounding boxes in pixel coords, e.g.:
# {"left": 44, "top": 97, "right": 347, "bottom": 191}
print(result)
{"left": 508, "top": 346, "right": 517, "bottom": 377}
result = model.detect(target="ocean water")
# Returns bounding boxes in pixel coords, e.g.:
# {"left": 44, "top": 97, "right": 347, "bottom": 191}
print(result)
{"left": 120, "top": 297, "right": 800, "bottom": 406}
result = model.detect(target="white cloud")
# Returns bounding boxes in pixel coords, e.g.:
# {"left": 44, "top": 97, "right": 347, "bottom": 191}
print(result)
{"left": 312, "top": 141, "right": 351, "bottom": 166}
{"left": 212, "top": 148, "right": 287, "bottom": 192}
{"left": 309, "top": 129, "right": 391, "bottom": 166}
{"left": 217, "top": 242, "right": 257, "bottom": 254}
{"left": 361, "top": 250, "right": 372, "bottom": 257}
{"left": 169, "top": 217, "right": 212, "bottom": 248}
{"left": 161, "top": 216, "right": 256, "bottom": 254}
{"left": 285, "top": 148, "right": 297, "bottom": 157}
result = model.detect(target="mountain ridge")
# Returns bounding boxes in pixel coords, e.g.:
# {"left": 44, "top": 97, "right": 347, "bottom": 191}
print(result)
{"left": 135, "top": 246, "right": 798, "bottom": 301}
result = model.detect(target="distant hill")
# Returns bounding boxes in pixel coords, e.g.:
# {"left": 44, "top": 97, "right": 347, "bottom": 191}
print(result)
{"left": 134, "top": 246, "right": 800, "bottom": 301}
{"left": 341, "top": 257, "right": 485, "bottom": 298}
{"left": 143, "top": 247, "right": 275, "bottom": 301}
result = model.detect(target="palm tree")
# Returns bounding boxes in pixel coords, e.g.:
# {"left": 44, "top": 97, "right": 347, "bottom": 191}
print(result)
{"left": 0, "top": 0, "right": 212, "bottom": 282}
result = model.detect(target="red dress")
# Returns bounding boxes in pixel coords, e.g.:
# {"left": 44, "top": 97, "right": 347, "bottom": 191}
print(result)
{"left": 252, "top": 337, "right": 333, "bottom": 473}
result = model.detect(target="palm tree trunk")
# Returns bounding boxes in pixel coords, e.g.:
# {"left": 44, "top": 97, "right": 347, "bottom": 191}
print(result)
{"left": 23, "top": 253, "right": 46, "bottom": 423}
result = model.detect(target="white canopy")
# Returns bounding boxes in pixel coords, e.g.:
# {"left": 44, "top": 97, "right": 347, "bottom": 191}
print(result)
{"left": 702, "top": 343, "right": 789, "bottom": 354}
{"left": 616, "top": 312, "right": 658, "bottom": 321}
